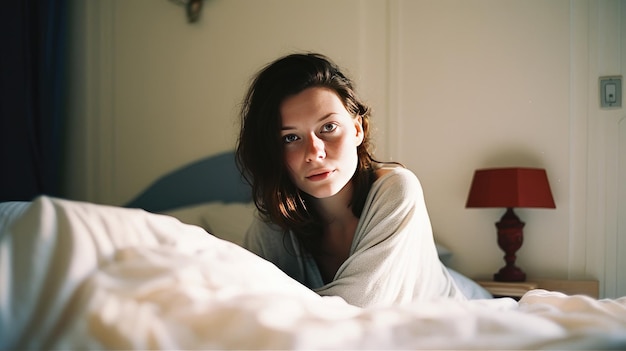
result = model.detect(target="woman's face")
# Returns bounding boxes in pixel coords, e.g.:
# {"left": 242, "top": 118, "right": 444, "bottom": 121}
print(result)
{"left": 280, "top": 87, "right": 363, "bottom": 199}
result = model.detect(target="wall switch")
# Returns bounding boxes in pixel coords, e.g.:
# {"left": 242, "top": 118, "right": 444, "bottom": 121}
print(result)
{"left": 600, "top": 76, "right": 622, "bottom": 108}
{"left": 605, "top": 83, "right": 616, "bottom": 103}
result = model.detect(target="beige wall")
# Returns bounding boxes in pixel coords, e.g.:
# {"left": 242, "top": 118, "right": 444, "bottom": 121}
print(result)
{"left": 396, "top": 0, "right": 572, "bottom": 284}
{"left": 66, "top": 0, "right": 625, "bottom": 298}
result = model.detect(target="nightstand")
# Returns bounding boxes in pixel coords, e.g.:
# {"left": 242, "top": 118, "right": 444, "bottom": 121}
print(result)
{"left": 476, "top": 281, "right": 538, "bottom": 299}
{"left": 477, "top": 279, "right": 599, "bottom": 299}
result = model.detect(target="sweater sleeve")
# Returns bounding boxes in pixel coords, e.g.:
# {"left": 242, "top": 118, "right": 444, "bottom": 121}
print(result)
{"left": 315, "top": 167, "right": 466, "bottom": 307}
{"left": 243, "top": 214, "right": 324, "bottom": 288}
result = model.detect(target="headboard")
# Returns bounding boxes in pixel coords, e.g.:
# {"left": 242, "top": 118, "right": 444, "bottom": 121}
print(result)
{"left": 125, "top": 151, "right": 251, "bottom": 212}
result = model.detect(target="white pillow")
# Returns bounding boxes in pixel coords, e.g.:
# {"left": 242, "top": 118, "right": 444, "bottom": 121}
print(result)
{"left": 162, "top": 202, "right": 256, "bottom": 246}
{"left": 447, "top": 267, "right": 493, "bottom": 299}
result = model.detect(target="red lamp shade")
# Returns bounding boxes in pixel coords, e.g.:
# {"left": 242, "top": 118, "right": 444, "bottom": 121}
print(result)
{"left": 466, "top": 167, "right": 556, "bottom": 282}
{"left": 466, "top": 168, "right": 556, "bottom": 209}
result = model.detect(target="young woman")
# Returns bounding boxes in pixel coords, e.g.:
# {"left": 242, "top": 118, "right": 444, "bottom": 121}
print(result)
{"left": 236, "top": 52, "right": 465, "bottom": 307}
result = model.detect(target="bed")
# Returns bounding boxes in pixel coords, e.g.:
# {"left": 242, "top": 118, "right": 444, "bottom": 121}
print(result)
{"left": 1, "top": 151, "right": 625, "bottom": 350}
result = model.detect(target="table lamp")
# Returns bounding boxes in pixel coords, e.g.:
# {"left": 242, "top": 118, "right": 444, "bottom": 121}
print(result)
{"left": 466, "top": 167, "right": 556, "bottom": 282}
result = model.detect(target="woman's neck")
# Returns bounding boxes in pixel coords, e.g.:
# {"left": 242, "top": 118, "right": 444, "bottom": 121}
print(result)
{"left": 310, "top": 181, "right": 355, "bottom": 225}
{"left": 309, "top": 181, "right": 359, "bottom": 283}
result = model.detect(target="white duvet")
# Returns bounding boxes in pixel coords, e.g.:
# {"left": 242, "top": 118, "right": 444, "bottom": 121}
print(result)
{"left": 1, "top": 196, "right": 625, "bottom": 350}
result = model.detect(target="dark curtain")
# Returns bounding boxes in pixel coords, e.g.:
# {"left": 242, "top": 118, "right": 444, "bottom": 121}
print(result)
{"left": 0, "top": 0, "right": 68, "bottom": 202}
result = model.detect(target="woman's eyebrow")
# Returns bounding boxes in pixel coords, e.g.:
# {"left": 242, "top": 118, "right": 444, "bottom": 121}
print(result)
{"left": 281, "top": 113, "right": 335, "bottom": 131}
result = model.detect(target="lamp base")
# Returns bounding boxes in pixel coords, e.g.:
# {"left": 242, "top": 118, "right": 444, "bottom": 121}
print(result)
{"left": 494, "top": 266, "right": 526, "bottom": 282}
{"left": 494, "top": 207, "right": 527, "bottom": 282}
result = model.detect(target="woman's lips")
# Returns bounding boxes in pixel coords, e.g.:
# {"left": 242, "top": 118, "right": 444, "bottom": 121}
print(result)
{"left": 306, "top": 170, "right": 334, "bottom": 181}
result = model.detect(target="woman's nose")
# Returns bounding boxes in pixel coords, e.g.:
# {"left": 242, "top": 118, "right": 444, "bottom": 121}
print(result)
{"left": 306, "top": 135, "right": 326, "bottom": 162}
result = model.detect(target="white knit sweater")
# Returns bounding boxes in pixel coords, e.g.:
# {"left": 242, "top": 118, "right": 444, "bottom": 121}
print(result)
{"left": 244, "top": 167, "right": 466, "bottom": 307}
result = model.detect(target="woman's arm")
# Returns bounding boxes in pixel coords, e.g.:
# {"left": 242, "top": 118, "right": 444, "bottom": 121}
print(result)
{"left": 315, "top": 167, "right": 465, "bottom": 307}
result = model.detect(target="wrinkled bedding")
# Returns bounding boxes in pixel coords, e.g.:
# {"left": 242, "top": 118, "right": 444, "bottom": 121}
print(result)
{"left": 1, "top": 196, "right": 625, "bottom": 350}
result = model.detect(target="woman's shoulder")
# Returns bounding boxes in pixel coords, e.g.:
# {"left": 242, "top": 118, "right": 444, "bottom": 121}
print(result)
{"left": 375, "top": 164, "right": 419, "bottom": 186}
{"left": 371, "top": 164, "right": 423, "bottom": 199}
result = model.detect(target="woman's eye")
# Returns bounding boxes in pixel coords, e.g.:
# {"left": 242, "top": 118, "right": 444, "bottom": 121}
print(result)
{"left": 321, "top": 123, "right": 337, "bottom": 133}
{"left": 282, "top": 134, "right": 299, "bottom": 144}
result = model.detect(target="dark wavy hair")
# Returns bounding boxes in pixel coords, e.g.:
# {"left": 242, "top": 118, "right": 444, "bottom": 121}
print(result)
{"left": 236, "top": 52, "right": 379, "bottom": 243}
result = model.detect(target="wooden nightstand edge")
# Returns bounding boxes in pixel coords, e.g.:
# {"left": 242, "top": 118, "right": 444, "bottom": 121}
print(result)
{"left": 476, "top": 281, "right": 539, "bottom": 298}
{"left": 475, "top": 279, "right": 600, "bottom": 299}
{"left": 534, "top": 278, "right": 599, "bottom": 299}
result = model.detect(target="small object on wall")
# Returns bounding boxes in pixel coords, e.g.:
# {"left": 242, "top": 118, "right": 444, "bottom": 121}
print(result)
{"left": 466, "top": 168, "right": 556, "bottom": 282}
{"left": 169, "top": 0, "right": 203, "bottom": 23}
{"left": 600, "top": 76, "right": 622, "bottom": 109}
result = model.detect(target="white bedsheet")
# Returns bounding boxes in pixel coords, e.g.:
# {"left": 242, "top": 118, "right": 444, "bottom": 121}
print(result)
{"left": 1, "top": 196, "right": 625, "bottom": 350}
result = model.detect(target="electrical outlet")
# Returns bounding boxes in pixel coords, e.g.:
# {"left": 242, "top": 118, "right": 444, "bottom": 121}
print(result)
{"left": 600, "top": 76, "right": 622, "bottom": 108}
